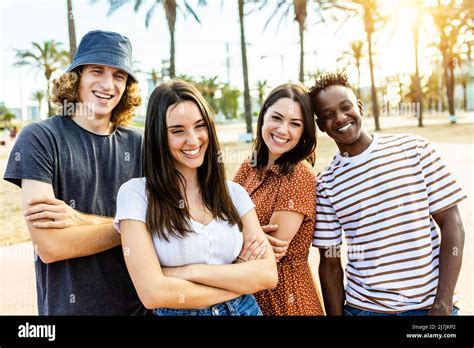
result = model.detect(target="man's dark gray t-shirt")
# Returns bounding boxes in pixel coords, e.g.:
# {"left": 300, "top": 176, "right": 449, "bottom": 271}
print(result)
{"left": 4, "top": 116, "right": 146, "bottom": 315}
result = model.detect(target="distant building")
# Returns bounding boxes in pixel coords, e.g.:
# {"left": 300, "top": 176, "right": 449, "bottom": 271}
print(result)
{"left": 28, "top": 106, "right": 40, "bottom": 120}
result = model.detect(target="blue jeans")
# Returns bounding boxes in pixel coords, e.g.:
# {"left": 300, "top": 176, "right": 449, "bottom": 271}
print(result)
{"left": 344, "top": 304, "right": 459, "bottom": 316}
{"left": 153, "top": 294, "right": 262, "bottom": 316}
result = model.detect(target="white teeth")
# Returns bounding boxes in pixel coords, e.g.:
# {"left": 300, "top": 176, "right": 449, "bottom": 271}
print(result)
{"left": 337, "top": 123, "right": 352, "bottom": 132}
{"left": 93, "top": 91, "right": 113, "bottom": 99}
{"left": 182, "top": 148, "right": 199, "bottom": 156}
{"left": 272, "top": 134, "right": 289, "bottom": 144}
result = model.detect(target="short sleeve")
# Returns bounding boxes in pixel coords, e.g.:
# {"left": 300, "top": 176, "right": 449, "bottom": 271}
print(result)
{"left": 417, "top": 138, "right": 466, "bottom": 214}
{"left": 274, "top": 162, "right": 316, "bottom": 220}
{"left": 227, "top": 181, "right": 255, "bottom": 217}
{"left": 3, "top": 124, "right": 54, "bottom": 187}
{"left": 233, "top": 159, "right": 251, "bottom": 187}
{"left": 114, "top": 178, "right": 148, "bottom": 233}
{"left": 313, "top": 182, "right": 343, "bottom": 247}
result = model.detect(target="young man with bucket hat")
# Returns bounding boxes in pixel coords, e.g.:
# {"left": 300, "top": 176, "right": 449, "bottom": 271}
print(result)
{"left": 4, "top": 30, "right": 146, "bottom": 315}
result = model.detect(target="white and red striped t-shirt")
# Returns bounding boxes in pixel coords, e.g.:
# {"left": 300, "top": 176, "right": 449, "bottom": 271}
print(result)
{"left": 313, "top": 133, "right": 466, "bottom": 313}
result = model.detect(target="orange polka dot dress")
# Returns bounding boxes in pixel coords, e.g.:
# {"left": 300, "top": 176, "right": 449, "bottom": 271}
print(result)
{"left": 234, "top": 160, "right": 325, "bottom": 316}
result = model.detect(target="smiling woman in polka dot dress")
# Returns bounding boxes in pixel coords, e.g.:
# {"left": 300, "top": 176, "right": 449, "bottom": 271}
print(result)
{"left": 234, "top": 83, "right": 325, "bottom": 316}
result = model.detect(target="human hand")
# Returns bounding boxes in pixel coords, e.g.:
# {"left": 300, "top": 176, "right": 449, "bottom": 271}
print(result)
{"left": 428, "top": 302, "right": 453, "bottom": 316}
{"left": 24, "top": 197, "right": 87, "bottom": 229}
{"left": 261, "top": 223, "right": 278, "bottom": 234}
{"left": 266, "top": 234, "right": 289, "bottom": 261}
{"left": 237, "top": 233, "right": 267, "bottom": 262}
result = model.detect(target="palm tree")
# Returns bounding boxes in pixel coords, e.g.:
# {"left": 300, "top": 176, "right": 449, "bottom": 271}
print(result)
{"left": 320, "top": 0, "right": 387, "bottom": 130}
{"left": 2, "top": 113, "right": 15, "bottom": 128}
{"left": 305, "top": 67, "right": 326, "bottom": 84}
{"left": 67, "top": 0, "right": 77, "bottom": 61}
{"left": 31, "top": 90, "right": 46, "bottom": 119}
{"left": 293, "top": 0, "right": 307, "bottom": 83}
{"left": 406, "top": 73, "right": 431, "bottom": 117}
{"left": 15, "top": 40, "right": 69, "bottom": 117}
{"left": 102, "top": 0, "right": 205, "bottom": 78}
{"left": 255, "top": 80, "right": 268, "bottom": 106}
{"left": 220, "top": 84, "right": 241, "bottom": 120}
{"left": 337, "top": 40, "right": 365, "bottom": 99}
{"left": 430, "top": 0, "right": 471, "bottom": 123}
{"left": 239, "top": 0, "right": 252, "bottom": 137}
{"left": 144, "top": 68, "right": 162, "bottom": 88}
{"left": 258, "top": 0, "right": 311, "bottom": 82}
{"left": 196, "top": 76, "right": 220, "bottom": 112}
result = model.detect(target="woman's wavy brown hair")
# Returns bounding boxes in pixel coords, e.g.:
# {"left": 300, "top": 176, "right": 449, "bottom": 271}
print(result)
{"left": 50, "top": 67, "right": 141, "bottom": 126}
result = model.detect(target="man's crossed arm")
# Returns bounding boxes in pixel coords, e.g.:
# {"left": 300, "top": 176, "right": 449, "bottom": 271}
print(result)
{"left": 21, "top": 179, "right": 120, "bottom": 264}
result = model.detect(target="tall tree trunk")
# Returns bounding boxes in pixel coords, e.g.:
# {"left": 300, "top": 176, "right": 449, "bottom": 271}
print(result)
{"left": 462, "top": 81, "right": 467, "bottom": 110}
{"left": 295, "top": 0, "right": 307, "bottom": 83}
{"left": 239, "top": 0, "right": 252, "bottom": 136}
{"left": 446, "top": 61, "right": 455, "bottom": 117}
{"left": 164, "top": 0, "right": 177, "bottom": 78}
{"left": 169, "top": 28, "right": 176, "bottom": 78}
{"left": 442, "top": 48, "right": 456, "bottom": 121}
{"left": 298, "top": 19, "right": 304, "bottom": 83}
{"left": 67, "top": 0, "right": 77, "bottom": 62}
{"left": 414, "top": 29, "right": 423, "bottom": 127}
{"left": 367, "top": 30, "right": 380, "bottom": 130}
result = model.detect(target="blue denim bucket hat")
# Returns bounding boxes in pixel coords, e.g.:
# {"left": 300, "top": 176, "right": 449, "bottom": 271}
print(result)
{"left": 66, "top": 30, "right": 137, "bottom": 81}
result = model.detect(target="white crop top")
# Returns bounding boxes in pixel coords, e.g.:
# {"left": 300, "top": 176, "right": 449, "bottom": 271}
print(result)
{"left": 114, "top": 178, "right": 254, "bottom": 267}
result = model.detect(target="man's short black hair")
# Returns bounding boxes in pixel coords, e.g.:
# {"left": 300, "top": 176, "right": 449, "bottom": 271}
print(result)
{"left": 309, "top": 72, "right": 356, "bottom": 133}
{"left": 309, "top": 72, "right": 354, "bottom": 101}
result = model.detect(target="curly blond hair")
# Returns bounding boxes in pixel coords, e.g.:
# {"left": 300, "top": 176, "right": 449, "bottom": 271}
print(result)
{"left": 50, "top": 69, "right": 142, "bottom": 126}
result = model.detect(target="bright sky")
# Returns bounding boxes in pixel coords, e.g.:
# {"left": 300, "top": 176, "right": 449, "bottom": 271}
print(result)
{"left": 1, "top": 0, "right": 439, "bottom": 115}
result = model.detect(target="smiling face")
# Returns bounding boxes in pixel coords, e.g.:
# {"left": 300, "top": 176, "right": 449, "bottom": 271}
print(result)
{"left": 77, "top": 64, "right": 128, "bottom": 119}
{"left": 261, "top": 97, "right": 304, "bottom": 165}
{"left": 166, "top": 100, "right": 209, "bottom": 174}
{"left": 313, "top": 85, "right": 371, "bottom": 155}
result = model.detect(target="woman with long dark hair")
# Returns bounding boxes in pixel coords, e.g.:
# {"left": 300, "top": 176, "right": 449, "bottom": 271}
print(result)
{"left": 114, "top": 80, "right": 277, "bottom": 316}
{"left": 234, "top": 83, "right": 324, "bottom": 315}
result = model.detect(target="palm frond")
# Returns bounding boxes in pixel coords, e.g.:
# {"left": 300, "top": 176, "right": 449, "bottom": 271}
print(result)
{"left": 145, "top": 4, "right": 158, "bottom": 28}
{"left": 176, "top": 3, "right": 187, "bottom": 20}
{"left": 263, "top": 0, "right": 289, "bottom": 31}
{"left": 184, "top": 1, "right": 201, "bottom": 24}
{"left": 106, "top": 0, "right": 131, "bottom": 15}
{"left": 134, "top": 0, "right": 145, "bottom": 12}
